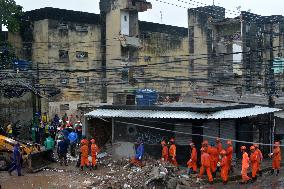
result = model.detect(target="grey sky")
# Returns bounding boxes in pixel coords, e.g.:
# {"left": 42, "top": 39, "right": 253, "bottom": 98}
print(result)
{"left": 15, "top": 0, "right": 284, "bottom": 28}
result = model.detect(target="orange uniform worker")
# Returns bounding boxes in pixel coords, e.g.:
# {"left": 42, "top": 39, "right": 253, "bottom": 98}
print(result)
{"left": 161, "top": 140, "right": 168, "bottom": 162}
{"left": 208, "top": 144, "right": 219, "bottom": 177}
{"left": 80, "top": 140, "right": 90, "bottom": 171}
{"left": 269, "top": 141, "right": 282, "bottom": 175}
{"left": 199, "top": 147, "right": 213, "bottom": 184}
{"left": 220, "top": 150, "right": 229, "bottom": 184}
{"left": 254, "top": 144, "right": 263, "bottom": 176}
{"left": 90, "top": 139, "right": 99, "bottom": 170}
{"left": 226, "top": 140, "right": 234, "bottom": 173}
{"left": 240, "top": 146, "right": 250, "bottom": 184}
{"left": 250, "top": 146, "right": 259, "bottom": 182}
{"left": 187, "top": 142, "right": 197, "bottom": 174}
{"left": 169, "top": 138, "right": 178, "bottom": 166}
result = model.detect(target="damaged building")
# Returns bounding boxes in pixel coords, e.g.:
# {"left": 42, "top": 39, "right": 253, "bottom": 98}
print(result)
{"left": 8, "top": 0, "right": 190, "bottom": 116}
{"left": 187, "top": 6, "right": 284, "bottom": 97}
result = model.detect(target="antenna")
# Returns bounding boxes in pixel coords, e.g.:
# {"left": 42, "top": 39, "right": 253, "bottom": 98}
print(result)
{"left": 213, "top": 0, "right": 215, "bottom": 6}
{"left": 160, "top": 11, "right": 163, "bottom": 23}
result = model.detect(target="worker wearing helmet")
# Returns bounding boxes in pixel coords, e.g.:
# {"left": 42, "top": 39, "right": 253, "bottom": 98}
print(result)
{"left": 269, "top": 141, "right": 282, "bottom": 175}
{"left": 220, "top": 150, "right": 229, "bottom": 184}
{"left": 198, "top": 147, "right": 213, "bottom": 184}
{"left": 80, "top": 139, "right": 90, "bottom": 171}
{"left": 208, "top": 143, "right": 219, "bottom": 178}
{"left": 187, "top": 142, "right": 197, "bottom": 174}
{"left": 161, "top": 140, "right": 168, "bottom": 162}
{"left": 250, "top": 145, "right": 258, "bottom": 182}
{"left": 90, "top": 139, "right": 99, "bottom": 170}
{"left": 254, "top": 143, "right": 263, "bottom": 176}
{"left": 226, "top": 140, "right": 234, "bottom": 174}
{"left": 57, "top": 135, "right": 68, "bottom": 166}
{"left": 169, "top": 138, "right": 178, "bottom": 166}
{"left": 240, "top": 146, "right": 250, "bottom": 184}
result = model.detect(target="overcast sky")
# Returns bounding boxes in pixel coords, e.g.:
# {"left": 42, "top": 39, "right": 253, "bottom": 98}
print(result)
{"left": 14, "top": 0, "right": 284, "bottom": 28}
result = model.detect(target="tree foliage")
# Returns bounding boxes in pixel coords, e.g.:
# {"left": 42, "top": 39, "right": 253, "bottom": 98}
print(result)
{"left": 0, "top": 0, "right": 23, "bottom": 32}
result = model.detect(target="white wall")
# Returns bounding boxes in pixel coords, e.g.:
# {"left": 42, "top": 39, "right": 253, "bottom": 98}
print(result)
{"left": 120, "top": 11, "right": 129, "bottom": 35}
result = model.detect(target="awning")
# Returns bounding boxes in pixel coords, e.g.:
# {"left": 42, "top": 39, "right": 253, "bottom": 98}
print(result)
{"left": 85, "top": 106, "right": 281, "bottom": 120}
{"left": 274, "top": 111, "right": 284, "bottom": 119}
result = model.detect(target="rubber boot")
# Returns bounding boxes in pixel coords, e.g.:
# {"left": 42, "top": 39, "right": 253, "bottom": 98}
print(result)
{"left": 259, "top": 170, "right": 262, "bottom": 176}
{"left": 270, "top": 169, "right": 274, "bottom": 175}
{"left": 94, "top": 165, "right": 98, "bottom": 170}
{"left": 212, "top": 171, "right": 217, "bottom": 178}
{"left": 276, "top": 170, "right": 280, "bottom": 176}
{"left": 80, "top": 166, "right": 84, "bottom": 171}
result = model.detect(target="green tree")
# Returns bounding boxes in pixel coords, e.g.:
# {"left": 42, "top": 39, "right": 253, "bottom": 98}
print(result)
{"left": 0, "top": 0, "right": 22, "bottom": 32}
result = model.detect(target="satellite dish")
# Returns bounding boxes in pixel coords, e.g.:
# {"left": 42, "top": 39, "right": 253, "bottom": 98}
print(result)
{"left": 247, "top": 9, "right": 251, "bottom": 12}
{"left": 236, "top": 6, "right": 241, "bottom": 10}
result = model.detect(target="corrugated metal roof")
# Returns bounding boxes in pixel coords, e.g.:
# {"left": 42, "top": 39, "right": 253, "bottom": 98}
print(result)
{"left": 85, "top": 106, "right": 281, "bottom": 120}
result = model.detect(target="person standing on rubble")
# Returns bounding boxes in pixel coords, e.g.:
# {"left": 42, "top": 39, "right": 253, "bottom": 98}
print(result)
{"left": 202, "top": 140, "right": 209, "bottom": 152}
{"left": 254, "top": 144, "right": 263, "bottom": 176}
{"left": 8, "top": 143, "right": 23, "bottom": 176}
{"left": 250, "top": 145, "right": 259, "bottom": 182}
{"left": 187, "top": 142, "right": 197, "bottom": 174}
{"left": 130, "top": 138, "right": 144, "bottom": 167}
{"left": 208, "top": 143, "right": 219, "bottom": 178}
{"left": 216, "top": 138, "right": 223, "bottom": 154}
{"left": 169, "top": 138, "right": 178, "bottom": 166}
{"left": 161, "top": 140, "right": 168, "bottom": 162}
{"left": 220, "top": 150, "right": 229, "bottom": 184}
{"left": 269, "top": 141, "right": 282, "bottom": 176}
{"left": 90, "top": 139, "right": 99, "bottom": 170}
{"left": 240, "top": 146, "right": 250, "bottom": 184}
{"left": 198, "top": 147, "right": 213, "bottom": 184}
{"left": 226, "top": 140, "right": 234, "bottom": 174}
{"left": 80, "top": 139, "right": 90, "bottom": 171}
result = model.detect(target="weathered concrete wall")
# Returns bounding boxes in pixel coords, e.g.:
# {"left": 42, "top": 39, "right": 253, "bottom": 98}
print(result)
{"left": 0, "top": 91, "right": 33, "bottom": 126}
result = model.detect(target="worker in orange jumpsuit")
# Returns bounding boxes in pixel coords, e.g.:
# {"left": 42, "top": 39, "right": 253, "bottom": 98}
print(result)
{"left": 269, "top": 141, "right": 282, "bottom": 176}
{"left": 240, "top": 146, "right": 250, "bottom": 184}
{"left": 90, "top": 139, "right": 99, "bottom": 170}
{"left": 198, "top": 147, "right": 213, "bottom": 184}
{"left": 208, "top": 143, "right": 219, "bottom": 178}
{"left": 161, "top": 140, "right": 168, "bottom": 162}
{"left": 169, "top": 138, "right": 178, "bottom": 166}
{"left": 226, "top": 140, "right": 234, "bottom": 174}
{"left": 187, "top": 142, "right": 197, "bottom": 174}
{"left": 80, "top": 140, "right": 90, "bottom": 171}
{"left": 220, "top": 150, "right": 229, "bottom": 184}
{"left": 254, "top": 143, "right": 263, "bottom": 176}
{"left": 250, "top": 146, "right": 259, "bottom": 182}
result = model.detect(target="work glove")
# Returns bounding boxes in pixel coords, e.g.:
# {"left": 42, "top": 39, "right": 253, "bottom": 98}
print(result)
{"left": 138, "top": 156, "right": 142, "bottom": 160}
{"left": 161, "top": 158, "right": 164, "bottom": 161}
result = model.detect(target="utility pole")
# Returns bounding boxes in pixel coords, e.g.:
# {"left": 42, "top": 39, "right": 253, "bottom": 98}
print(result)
{"left": 268, "top": 23, "right": 275, "bottom": 153}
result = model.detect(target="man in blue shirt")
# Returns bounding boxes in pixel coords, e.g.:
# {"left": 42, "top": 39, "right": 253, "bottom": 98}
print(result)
{"left": 57, "top": 136, "right": 69, "bottom": 166}
{"left": 8, "top": 143, "right": 23, "bottom": 176}
{"left": 68, "top": 130, "right": 78, "bottom": 157}
{"left": 130, "top": 138, "right": 144, "bottom": 167}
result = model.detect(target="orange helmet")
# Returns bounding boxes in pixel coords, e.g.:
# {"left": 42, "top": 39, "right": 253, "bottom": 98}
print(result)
{"left": 161, "top": 141, "right": 166, "bottom": 145}
{"left": 200, "top": 147, "right": 205, "bottom": 152}
{"left": 250, "top": 146, "right": 255, "bottom": 151}
{"left": 90, "top": 139, "right": 96, "bottom": 143}
{"left": 216, "top": 138, "right": 221, "bottom": 142}
{"left": 227, "top": 140, "right": 232, "bottom": 145}
{"left": 241, "top": 146, "right": 246, "bottom": 150}
{"left": 220, "top": 150, "right": 226, "bottom": 155}
{"left": 170, "top": 138, "right": 175, "bottom": 143}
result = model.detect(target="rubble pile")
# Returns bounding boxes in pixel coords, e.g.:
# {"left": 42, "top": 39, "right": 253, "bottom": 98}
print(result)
{"left": 88, "top": 156, "right": 203, "bottom": 189}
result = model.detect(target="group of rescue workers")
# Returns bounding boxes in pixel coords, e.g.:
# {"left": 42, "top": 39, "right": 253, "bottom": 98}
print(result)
{"left": 158, "top": 137, "right": 282, "bottom": 184}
